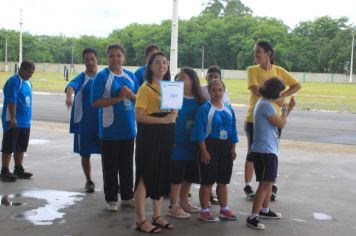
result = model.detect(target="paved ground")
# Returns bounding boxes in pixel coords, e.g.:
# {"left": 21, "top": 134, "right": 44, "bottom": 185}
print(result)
{"left": 1, "top": 121, "right": 356, "bottom": 236}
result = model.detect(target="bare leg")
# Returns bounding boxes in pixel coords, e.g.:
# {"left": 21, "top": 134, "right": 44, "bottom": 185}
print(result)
{"left": 244, "top": 161, "right": 254, "bottom": 183}
{"left": 216, "top": 183, "right": 228, "bottom": 208}
{"left": 170, "top": 184, "right": 181, "bottom": 205}
{"left": 179, "top": 181, "right": 191, "bottom": 202}
{"left": 81, "top": 157, "right": 91, "bottom": 181}
{"left": 199, "top": 185, "right": 212, "bottom": 209}
{"left": 1, "top": 153, "right": 12, "bottom": 169}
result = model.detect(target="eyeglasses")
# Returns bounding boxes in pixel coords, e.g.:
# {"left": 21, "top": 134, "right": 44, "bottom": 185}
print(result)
{"left": 152, "top": 60, "right": 169, "bottom": 66}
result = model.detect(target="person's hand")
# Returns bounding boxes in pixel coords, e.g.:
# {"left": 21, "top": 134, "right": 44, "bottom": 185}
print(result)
{"left": 163, "top": 111, "right": 178, "bottom": 124}
{"left": 275, "top": 97, "right": 285, "bottom": 107}
{"left": 126, "top": 89, "right": 136, "bottom": 100}
{"left": 65, "top": 95, "right": 73, "bottom": 109}
{"left": 231, "top": 149, "right": 237, "bottom": 161}
{"left": 201, "top": 150, "right": 211, "bottom": 165}
{"left": 10, "top": 119, "right": 16, "bottom": 128}
{"left": 288, "top": 96, "right": 296, "bottom": 112}
{"left": 117, "top": 86, "right": 129, "bottom": 102}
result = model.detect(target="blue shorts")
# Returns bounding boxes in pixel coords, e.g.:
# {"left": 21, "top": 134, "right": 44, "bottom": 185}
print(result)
{"left": 74, "top": 132, "right": 101, "bottom": 158}
{"left": 248, "top": 152, "right": 278, "bottom": 182}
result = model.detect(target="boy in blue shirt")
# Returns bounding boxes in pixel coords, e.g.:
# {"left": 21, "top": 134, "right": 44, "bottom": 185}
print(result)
{"left": 246, "top": 77, "right": 295, "bottom": 230}
{"left": 65, "top": 48, "right": 101, "bottom": 193}
{"left": 1, "top": 60, "right": 35, "bottom": 182}
{"left": 134, "top": 44, "right": 160, "bottom": 87}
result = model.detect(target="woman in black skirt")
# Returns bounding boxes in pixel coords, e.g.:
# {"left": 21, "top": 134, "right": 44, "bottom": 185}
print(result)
{"left": 134, "top": 52, "right": 177, "bottom": 233}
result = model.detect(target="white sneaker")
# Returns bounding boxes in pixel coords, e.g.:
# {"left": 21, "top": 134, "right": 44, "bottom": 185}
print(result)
{"left": 167, "top": 205, "right": 191, "bottom": 219}
{"left": 106, "top": 201, "right": 118, "bottom": 212}
{"left": 121, "top": 199, "right": 136, "bottom": 208}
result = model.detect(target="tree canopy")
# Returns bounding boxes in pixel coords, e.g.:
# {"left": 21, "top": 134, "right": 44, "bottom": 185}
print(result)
{"left": 0, "top": 0, "right": 354, "bottom": 73}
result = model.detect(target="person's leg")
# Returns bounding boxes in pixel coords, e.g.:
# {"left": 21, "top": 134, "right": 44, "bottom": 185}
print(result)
{"left": 153, "top": 197, "right": 174, "bottom": 229}
{"left": 101, "top": 140, "right": 119, "bottom": 205}
{"left": 216, "top": 183, "right": 227, "bottom": 208}
{"left": 170, "top": 183, "right": 181, "bottom": 206}
{"left": 81, "top": 157, "right": 91, "bottom": 181}
{"left": 244, "top": 122, "right": 255, "bottom": 199}
{"left": 252, "top": 182, "right": 270, "bottom": 214}
{"left": 117, "top": 139, "right": 134, "bottom": 202}
{"left": 134, "top": 178, "right": 161, "bottom": 233}
{"left": 1, "top": 128, "right": 18, "bottom": 181}
{"left": 179, "top": 181, "right": 191, "bottom": 202}
{"left": 13, "top": 128, "right": 32, "bottom": 179}
{"left": 199, "top": 185, "right": 212, "bottom": 210}
{"left": 2, "top": 153, "right": 12, "bottom": 169}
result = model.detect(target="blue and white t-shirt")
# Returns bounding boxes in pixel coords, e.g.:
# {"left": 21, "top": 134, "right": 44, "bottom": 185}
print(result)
{"left": 1, "top": 74, "right": 32, "bottom": 131}
{"left": 172, "top": 97, "right": 200, "bottom": 160}
{"left": 190, "top": 102, "right": 238, "bottom": 143}
{"left": 91, "top": 67, "right": 138, "bottom": 140}
{"left": 134, "top": 65, "right": 146, "bottom": 87}
{"left": 66, "top": 72, "right": 98, "bottom": 134}
{"left": 251, "top": 98, "right": 280, "bottom": 155}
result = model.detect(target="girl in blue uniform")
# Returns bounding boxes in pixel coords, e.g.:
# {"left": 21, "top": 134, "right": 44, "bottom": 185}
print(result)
{"left": 65, "top": 48, "right": 101, "bottom": 193}
{"left": 91, "top": 44, "right": 138, "bottom": 211}
{"left": 191, "top": 80, "right": 239, "bottom": 222}
{"left": 167, "top": 67, "right": 206, "bottom": 219}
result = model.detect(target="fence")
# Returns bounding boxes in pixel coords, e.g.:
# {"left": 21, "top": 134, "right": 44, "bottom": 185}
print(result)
{"left": 1, "top": 62, "right": 355, "bottom": 83}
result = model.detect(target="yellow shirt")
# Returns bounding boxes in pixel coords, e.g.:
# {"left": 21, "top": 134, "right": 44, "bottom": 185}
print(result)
{"left": 135, "top": 82, "right": 164, "bottom": 115}
{"left": 245, "top": 65, "right": 299, "bottom": 123}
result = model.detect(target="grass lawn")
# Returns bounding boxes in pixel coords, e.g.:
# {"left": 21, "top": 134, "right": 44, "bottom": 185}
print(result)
{"left": 1, "top": 72, "right": 356, "bottom": 113}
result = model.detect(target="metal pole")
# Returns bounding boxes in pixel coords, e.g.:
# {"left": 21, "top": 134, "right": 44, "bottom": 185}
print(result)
{"left": 169, "top": 0, "right": 178, "bottom": 80}
{"left": 19, "top": 9, "right": 23, "bottom": 65}
{"left": 350, "top": 33, "right": 354, "bottom": 83}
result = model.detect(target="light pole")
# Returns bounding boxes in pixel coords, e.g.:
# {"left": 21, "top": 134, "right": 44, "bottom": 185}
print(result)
{"left": 350, "top": 32, "right": 354, "bottom": 83}
{"left": 170, "top": 0, "right": 178, "bottom": 80}
{"left": 19, "top": 9, "right": 23, "bottom": 66}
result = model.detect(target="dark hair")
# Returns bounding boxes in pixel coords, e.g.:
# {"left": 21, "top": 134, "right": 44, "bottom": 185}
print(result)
{"left": 145, "top": 51, "right": 171, "bottom": 83}
{"left": 207, "top": 65, "right": 222, "bottom": 77}
{"left": 180, "top": 67, "right": 207, "bottom": 105}
{"left": 20, "top": 60, "right": 35, "bottom": 71}
{"left": 106, "top": 43, "right": 125, "bottom": 56}
{"left": 82, "top": 48, "right": 99, "bottom": 60}
{"left": 256, "top": 41, "right": 274, "bottom": 64}
{"left": 259, "top": 77, "right": 285, "bottom": 99}
{"left": 144, "top": 44, "right": 160, "bottom": 58}
{"left": 208, "top": 79, "right": 225, "bottom": 93}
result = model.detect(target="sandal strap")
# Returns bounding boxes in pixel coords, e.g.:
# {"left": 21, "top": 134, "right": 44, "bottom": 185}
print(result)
{"left": 138, "top": 219, "right": 147, "bottom": 226}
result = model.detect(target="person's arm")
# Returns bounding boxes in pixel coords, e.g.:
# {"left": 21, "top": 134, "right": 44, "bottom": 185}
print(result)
{"left": 135, "top": 108, "right": 177, "bottom": 124}
{"left": 281, "top": 83, "right": 301, "bottom": 98}
{"left": 8, "top": 103, "right": 16, "bottom": 128}
{"left": 198, "top": 142, "right": 211, "bottom": 165}
{"left": 249, "top": 85, "right": 261, "bottom": 97}
{"left": 65, "top": 86, "right": 75, "bottom": 109}
{"left": 92, "top": 87, "right": 128, "bottom": 108}
{"left": 268, "top": 97, "right": 296, "bottom": 129}
{"left": 231, "top": 143, "right": 237, "bottom": 161}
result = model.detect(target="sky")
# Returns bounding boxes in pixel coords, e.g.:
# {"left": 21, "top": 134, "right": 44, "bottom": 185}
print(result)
{"left": 0, "top": 0, "right": 355, "bottom": 38}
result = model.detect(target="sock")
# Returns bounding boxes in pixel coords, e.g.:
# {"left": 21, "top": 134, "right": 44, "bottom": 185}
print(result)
{"left": 249, "top": 213, "right": 258, "bottom": 220}
{"left": 245, "top": 182, "right": 252, "bottom": 187}
{"left": 1, "top": 167, "right": 9, "bottom": 173}
{"left": 14, "top": 164, "right": 23, "bottom": 170}
{"left": 201, "top": 208, "right": 209, "bottom": 213}
{"left": 169, "top": 203, "right": 179, "bottom": 208}
{"left": 261, "top": 208, "right": 269, "bottom": 214}
{"left": 221, "top": 206, "right": 229, "bottom": 211}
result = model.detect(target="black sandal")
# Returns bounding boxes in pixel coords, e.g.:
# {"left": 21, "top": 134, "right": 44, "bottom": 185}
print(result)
{"left": 152, "top": 216, "right": 174, "bottom": 230}
{"left": 136, "top": 220, "right": 161, "bottom": 233}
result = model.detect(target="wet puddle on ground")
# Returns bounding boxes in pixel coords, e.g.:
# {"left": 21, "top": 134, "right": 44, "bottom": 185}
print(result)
{"left": 313, "top": 212, "right": 333, "bottom": 221}
{"left": 1, "top": 189, "right": 84, "bottom": 225}
{"left": 29, "top": 139, "right": 50, "bottom": 145}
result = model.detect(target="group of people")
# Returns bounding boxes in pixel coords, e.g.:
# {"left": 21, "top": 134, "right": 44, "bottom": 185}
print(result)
{"left": 1, "top": 41, "right": 301, "bottom": 232}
